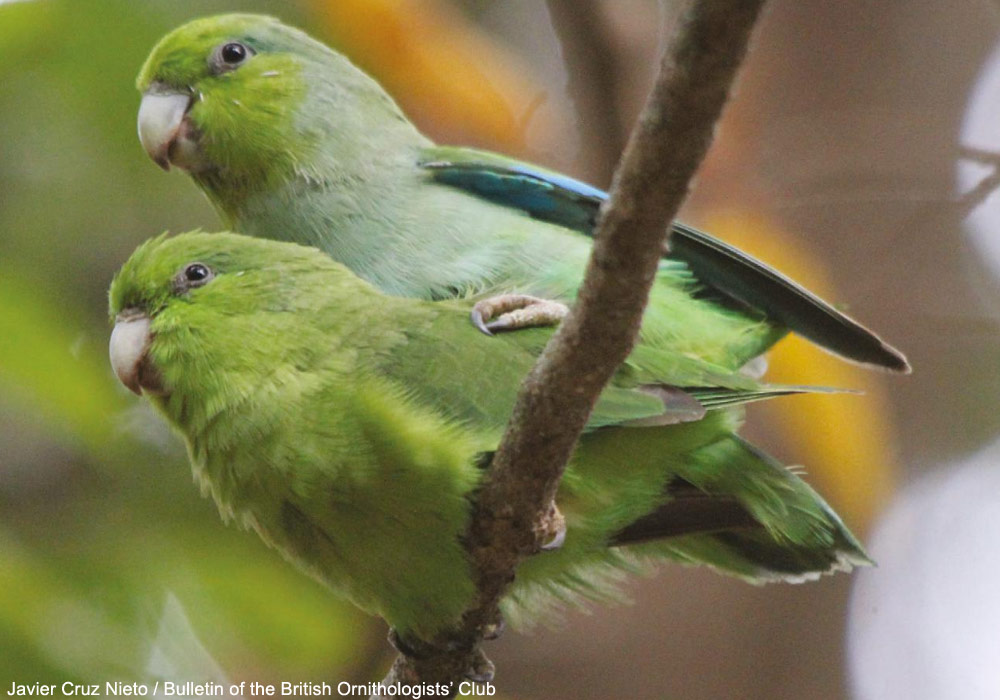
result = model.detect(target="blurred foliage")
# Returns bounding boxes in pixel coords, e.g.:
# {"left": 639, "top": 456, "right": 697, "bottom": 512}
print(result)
{"left": 0, "top": 0, "right": 378, "bottom": 686}
{"left": 306, "top": 0, "right": 565, "bottom": 154}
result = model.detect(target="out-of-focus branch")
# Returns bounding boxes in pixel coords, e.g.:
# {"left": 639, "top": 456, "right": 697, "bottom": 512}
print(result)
{"left": 546, "top": 0, "right": 627, "bottom": 186}
{"left": 957, "top": 145, "right": 1000, "bottom": 217}
{"left": 374, "top": 1, "right": 767, "bottom": 696}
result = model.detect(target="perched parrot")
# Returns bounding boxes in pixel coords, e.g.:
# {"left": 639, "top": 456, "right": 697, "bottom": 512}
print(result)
{"left": 135, "top": 14, "right": 909, "bottom": 374}
{"left": 109, "top": 231, "right": 869, "bottom": 639}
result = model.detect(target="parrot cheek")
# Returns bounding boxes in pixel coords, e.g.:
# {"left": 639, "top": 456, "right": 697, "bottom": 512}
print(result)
{"left": 109, "top": 311, "right": 164, "bottom": 396}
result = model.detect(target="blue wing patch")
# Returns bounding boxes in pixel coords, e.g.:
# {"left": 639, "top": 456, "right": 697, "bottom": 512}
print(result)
{"left": 420, "top": 158, "right": 605, "bottom": 233}
{"left": 417, "top": 148, "right": 909, "bottom": 372}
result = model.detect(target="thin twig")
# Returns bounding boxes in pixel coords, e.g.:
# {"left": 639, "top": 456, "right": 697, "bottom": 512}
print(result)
{"left": 955, "top": 144, "right": 1000, "bottom": 217}
{"left": 958, "top": 144, "right": 1000, "bottom": 165}
{"left": 957, "top": 165, "right": 1000, "bottom": 217}
{"left": 374, "top": 1, "right": 767, "bottom": 696}
{"left": 546, "top": 0, "right": 627, "bottom": 186}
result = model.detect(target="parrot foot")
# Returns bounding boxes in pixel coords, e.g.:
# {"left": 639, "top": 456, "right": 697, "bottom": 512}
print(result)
{"left": 470, "top": 294, "right": 569, "bottom": 335}
{"left": 465, "top": 648, "right": 496, "bottom": 684}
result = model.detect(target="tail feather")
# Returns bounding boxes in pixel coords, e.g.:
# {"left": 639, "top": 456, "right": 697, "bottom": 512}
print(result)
{"left": 609, "top": 481, "right": 758, "bottom": 544}
{"left": 505, "top": 429, "right": 870, "bottom": 629}
{"left": 630, "top": 434, "right": 870, "bottom": 581}
{"left": 669, "top": 223, "right": 910, "bottom": 373}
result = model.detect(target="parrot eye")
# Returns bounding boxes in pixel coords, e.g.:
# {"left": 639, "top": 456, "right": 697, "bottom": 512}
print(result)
{"left": 184, "top": 263, "right": 212, "bottom": 282}
{"left": 211, "top": 42, "right": 254, "bottom": 72}
{"left": 221, "top": 42, "right": 248, "bottom": 64}
{"left": 174, "top": 262, "right": 215, "bottom": 293}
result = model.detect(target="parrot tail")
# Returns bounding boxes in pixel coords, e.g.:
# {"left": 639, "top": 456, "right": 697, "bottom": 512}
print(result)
{"left": 618, "top": 435, "right": 871, "bottom": 582}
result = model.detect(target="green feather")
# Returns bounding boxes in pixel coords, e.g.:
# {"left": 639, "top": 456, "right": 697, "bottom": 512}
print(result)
{"left": 136, "top": 14, "right": 907, "bottom": 375}
{"left": 110, "top": 232, "right": 870, "bottom": 637}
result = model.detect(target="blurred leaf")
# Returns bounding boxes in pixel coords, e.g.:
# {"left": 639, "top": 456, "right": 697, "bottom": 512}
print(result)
{"left": 0, "top": 272, "right": 125, "bottom": 451}
{"left": 0, "top": 1, "right": 58, "bottom": 65}
{"left": 145, "top": 593, "right": 235, "bottom": 691}
{"left": 0, "top": 0, "right": 383, "bottom": 682}
{"left": 306, "top": 0, "right": 566, "bottom": 154}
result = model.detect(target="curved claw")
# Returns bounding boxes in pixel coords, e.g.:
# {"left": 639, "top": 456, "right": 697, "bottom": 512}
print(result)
{"left": 540, "top": 521, "right": 567, "bottom": 551}
{"left": 482, "top": 615, "right": 506, "bottom": 641}
{"left": 540, "top": 503, "right": 567, "bottom": 551}
{"left": 470, "top": 307, "right": 494, "bottom": 336}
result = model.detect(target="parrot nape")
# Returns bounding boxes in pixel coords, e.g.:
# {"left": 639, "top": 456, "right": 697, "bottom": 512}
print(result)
{"left": 109, "top": 231, "right": 869, "bottom": 639}
{"left": 135, "top": 14, "right": 909, "bottom": 375}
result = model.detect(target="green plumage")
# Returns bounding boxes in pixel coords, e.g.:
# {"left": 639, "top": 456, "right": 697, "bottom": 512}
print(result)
{"left": 136, "top": 14, "right": 908, "bottom": 374}
{"left": 110, "top": 232, "right": 868, "bottom": 637}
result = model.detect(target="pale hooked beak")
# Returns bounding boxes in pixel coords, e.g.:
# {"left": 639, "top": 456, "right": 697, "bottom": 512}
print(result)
{"left": 110, "top": 309, "right": 154, "bottom": 395}
{"left": 137, "top": 85, "right": 199, "bottom": 171}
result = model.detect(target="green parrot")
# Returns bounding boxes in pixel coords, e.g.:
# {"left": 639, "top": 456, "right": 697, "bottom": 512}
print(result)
{"left": 109, "top": 231, "right": 869, "bottom": 639}
{"left": 135, "top": 14, "right": 908, "bottom": 374}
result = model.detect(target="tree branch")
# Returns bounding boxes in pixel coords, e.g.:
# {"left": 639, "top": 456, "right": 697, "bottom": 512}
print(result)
{"left": 374, "top": 1, "right": 767, "bottom": 696}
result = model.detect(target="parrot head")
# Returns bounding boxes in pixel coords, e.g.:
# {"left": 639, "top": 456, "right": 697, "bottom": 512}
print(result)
{"left": 136, "top": 15, "right": 324, "bottom": 181}
{"left": 108, "top": 232, "right": 341, "bottom": 399}
{"left": 136, "top": 14, "right": 413, "bottom": 203}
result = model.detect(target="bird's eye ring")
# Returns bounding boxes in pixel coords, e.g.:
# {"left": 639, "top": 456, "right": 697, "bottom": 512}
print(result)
{"left": 176, "top": 262, "right": 214, "bottom": 291}
{"left": 212, "top": 42, "right": 254, "bottom": 72}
